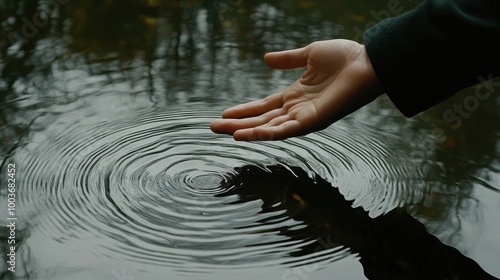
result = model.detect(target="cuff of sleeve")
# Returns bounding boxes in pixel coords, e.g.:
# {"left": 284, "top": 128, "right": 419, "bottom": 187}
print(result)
{"left": 363, "top": 0, "right": 500, "bottom": 117}
{"left": 363, "top": 8, "right": 432, "bottom": 117}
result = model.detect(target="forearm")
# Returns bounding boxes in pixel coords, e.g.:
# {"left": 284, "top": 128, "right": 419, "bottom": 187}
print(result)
{"left": 364, "top": 0, "right": 500, "bottom": 116}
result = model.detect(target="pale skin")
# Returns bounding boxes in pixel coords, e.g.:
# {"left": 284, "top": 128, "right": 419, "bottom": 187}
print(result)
{"left": 210, "top": 39, "right": 386, "bottom": 141}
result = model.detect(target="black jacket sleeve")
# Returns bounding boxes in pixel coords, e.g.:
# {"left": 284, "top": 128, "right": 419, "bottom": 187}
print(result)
{"left": 364, "top": 0, "right": 500, "bottom": 117}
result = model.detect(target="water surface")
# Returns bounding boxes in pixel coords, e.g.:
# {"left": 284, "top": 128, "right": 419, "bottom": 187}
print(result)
{"left": 1, "top": 1, "right": 499, "bottom": 279}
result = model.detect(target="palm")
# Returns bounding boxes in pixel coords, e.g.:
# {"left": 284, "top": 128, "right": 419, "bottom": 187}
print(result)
{"left": 211, "top": 39, "right": 383, "bottom": 141}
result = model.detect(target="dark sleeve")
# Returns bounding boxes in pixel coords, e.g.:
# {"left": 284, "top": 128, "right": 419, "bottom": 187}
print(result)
{"left": 364, "top": 0, "right": 500, "bottom": 117}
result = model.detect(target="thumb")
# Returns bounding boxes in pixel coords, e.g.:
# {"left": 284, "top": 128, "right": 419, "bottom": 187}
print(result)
{"left": 264, "top": 46, "right": 309, "bottom": 69}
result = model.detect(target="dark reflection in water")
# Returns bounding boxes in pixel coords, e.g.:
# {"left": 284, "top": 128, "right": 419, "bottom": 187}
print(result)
{"left": 221, "top": 164, "right": 497, "bottom": 280}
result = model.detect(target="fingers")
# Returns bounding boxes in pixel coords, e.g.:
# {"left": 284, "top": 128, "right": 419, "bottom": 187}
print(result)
{"left": 221, "top": 92, "right": 283, "bottom": 119}
{"left": 211, "top": 108, "right": 307, "bottom": 141}
{"left": 264, "top": 46, "right": 309, "bottom": 70}
{"left": 210, "top": 108, "right": 286, "bottom": 135}
{"left": 233, "top": 120, "right": 304, "bottom": 141}
{"left": 211, "top": 44, "right": 313, "bottom": 140}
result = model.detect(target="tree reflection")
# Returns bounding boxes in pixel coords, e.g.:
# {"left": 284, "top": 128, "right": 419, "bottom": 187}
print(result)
{"left": 0, "top": 0, "right": 44, "bottom": 166}
{"left": 400, "top": 87, "right": 500, "bottom": 246}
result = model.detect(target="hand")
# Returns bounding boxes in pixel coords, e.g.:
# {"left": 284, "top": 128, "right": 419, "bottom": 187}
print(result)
{"left": 210, "top": 39, "right": 384, "bottom": 141}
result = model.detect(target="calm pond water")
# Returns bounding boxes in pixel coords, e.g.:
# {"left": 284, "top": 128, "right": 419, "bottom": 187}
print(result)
{"left": 1, "top": 0, "right": 499, "bottom": 279}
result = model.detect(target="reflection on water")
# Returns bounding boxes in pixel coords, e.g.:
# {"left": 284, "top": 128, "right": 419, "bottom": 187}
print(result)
{"left": 1, "top": 0, "right": 499, "bottom": 279}
{"left": 220, "top": 164, "right": 496, "bottom": 280}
